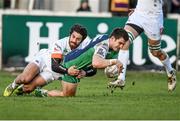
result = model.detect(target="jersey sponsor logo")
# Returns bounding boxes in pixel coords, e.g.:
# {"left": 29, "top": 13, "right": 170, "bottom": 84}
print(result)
{"left": 35, "top": 60, "right": 39, "bottom": 64}
{"left": 153, "top": 0, "right": 162, "bottom": 7}
{"left": 96, "top": 48, "right": 106, "bottom": 58}
{"left": 54, "top": 43, "right": 62, "bottom": 51}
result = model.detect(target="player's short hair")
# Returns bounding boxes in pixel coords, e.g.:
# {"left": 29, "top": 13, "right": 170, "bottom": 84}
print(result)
{"left": 70, "top": 24, "right": 87, "bottom": 41}
{"left": 109, "top": 28, "right": 129, "bottom": 42}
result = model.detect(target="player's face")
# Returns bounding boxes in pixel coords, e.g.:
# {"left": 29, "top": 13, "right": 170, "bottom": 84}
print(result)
{"left": 112, "top": 37, "right": 126, "bottom": 51}
{"left": 69, "top": 31, "right": 83, "bottom": 49}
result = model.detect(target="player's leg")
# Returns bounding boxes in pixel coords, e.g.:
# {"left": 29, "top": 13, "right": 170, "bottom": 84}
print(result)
{"left": 22, "top": 75, "right": 47, "bottom": 93}
{"left": 3, "top": 63, "right": 39, "bottom": 97}
{"left": 144, "top": 13, "right": 176, "bottom": 91}
{"left": 111, "top": 10, "right": 145, "bottom": 87}
{"left": 15, "top": 75, "right": 46, "bottom": 95}
{"left": 16, "top": 63, "right": 39, "bottom": 84}
{"left": 48, "top": 81, "right": 78, "bottom": 97}
{"left": 20, "top": 70, "right": 57, "bottom": 94}
{"left": 108, "top": 24, "right": 141, "bottom": 87}
{"left": 47, "top": 74, "right": 79, "bottom": 97}
{"left": 148, "top": 39, "right": 176, "bottom": 91}
{"left": 35, "top": 75, "right": 79, "bottom": 97}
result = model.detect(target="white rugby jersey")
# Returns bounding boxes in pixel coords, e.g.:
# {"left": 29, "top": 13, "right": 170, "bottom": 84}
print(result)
{"left": 136, "top": 0, "right": 163, "bottom": 14}
{"left": 32, "top": 48, "right": 63, "bottom": 80}
{"left": 52, "top": 37, "right": 72, "bottom": 56}
{"left": 94, "top": 38, "right": 109, "bottom": 59}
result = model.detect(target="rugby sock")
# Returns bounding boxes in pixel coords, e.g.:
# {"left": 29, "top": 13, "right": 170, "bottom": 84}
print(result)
{"left": 127, "top": 31, "right": 135, "bottom": 43}
{"left": 117, "top": 50, "right": 129, "bottom": 81}
{"left": 41, "top": 89, "right": 48, "bottom": 97}
{"left": 161, "top": 55, "right": 173, "bottom": 77}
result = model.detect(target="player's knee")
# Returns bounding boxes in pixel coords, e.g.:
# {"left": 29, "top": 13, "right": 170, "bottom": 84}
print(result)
{"left": 63, "top": 93, "right": 75, "bottom": 97}
{"left": 21, "top": 74, "right": 33, "bottom": 84}
{"left": 63, "top": 90, "right": 76, "bottom": 97}
{"left": 17, "top": 74, "right": 28, "bottom": 84}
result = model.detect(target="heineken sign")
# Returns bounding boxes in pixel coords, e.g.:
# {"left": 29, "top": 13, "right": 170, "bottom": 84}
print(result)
{"left": 2, "top": 15, "right": 178, "bottom": 67}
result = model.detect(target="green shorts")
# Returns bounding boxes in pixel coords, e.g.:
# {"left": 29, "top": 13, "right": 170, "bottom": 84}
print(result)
{"left": 62, "top": 48, "right": 94, "bottom": 83}
{"left": 62, "top": 74, "right": 80, "bottom": 83}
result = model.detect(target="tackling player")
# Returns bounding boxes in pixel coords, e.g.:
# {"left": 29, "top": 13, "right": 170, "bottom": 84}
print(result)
{"left": 109, "top": 0, "right": 177, "bottom": 91}
{"left": 3, "top": 24, "right": 91, "bottom": 96}
{"left": 35, "top": 27, "right": 129, "bottom": 97}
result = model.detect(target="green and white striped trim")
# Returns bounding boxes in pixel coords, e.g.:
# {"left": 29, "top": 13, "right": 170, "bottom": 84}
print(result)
{"left": 127, "top": 31, "right": 135, "bottom": 43}
{"left": 148, "top": 43, "right": 161, "bottom": 51}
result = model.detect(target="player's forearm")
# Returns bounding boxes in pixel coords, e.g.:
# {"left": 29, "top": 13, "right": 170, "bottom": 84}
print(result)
{"left": 51, "top": 58, "right": 68, "bottom": 74}
{"left": 83, "top": 65, "right": 97, "bottom": 77}
{"left": 92, "top": 55, "right": 117, "bottom": 68}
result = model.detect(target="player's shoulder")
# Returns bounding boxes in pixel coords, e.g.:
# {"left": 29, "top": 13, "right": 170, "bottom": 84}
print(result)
{"left": 60, "top": 36, "right": 69, "bottom": 41}
{"left": 52, "top": 36, "right": 69, "bottom": 51}
{"left": 94, "top": 34, "right": 109, "bottom": 40}
{"left": 92, "top": 34, "right": 108, "bottom": 45}
{"left": 58, "top": 36, "right": 69, "bottom": 43}
{"left": 91, "top": 34, "right": 108, "bottom": 44}
{"left": 55, "top": 36, "right": 69, "bottom": 46}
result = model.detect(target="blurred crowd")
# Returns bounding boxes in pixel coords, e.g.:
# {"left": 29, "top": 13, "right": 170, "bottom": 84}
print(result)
{"left": 0, "top": 0, "right": 180, "bottom": 16}
{"left": 163, "top": 0, "right": 180, "bottom": 16}
{"left": 111, "top": 0, "right": 180, "bottom": 17}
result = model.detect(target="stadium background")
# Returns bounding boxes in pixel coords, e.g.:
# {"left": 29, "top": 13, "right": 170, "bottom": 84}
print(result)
{"left": 0, "top": 0, "right": 179, "bottom": 71}
{"left": 0, "top": 0, "right": 179, "bottom": 120}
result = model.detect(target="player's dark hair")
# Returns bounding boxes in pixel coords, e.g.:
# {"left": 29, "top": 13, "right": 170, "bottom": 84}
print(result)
{"left": 109, "top": 28, "right": 129, "bottom": 41}
{"left": 70, "top": 24, "right": 87, "bottom": 41}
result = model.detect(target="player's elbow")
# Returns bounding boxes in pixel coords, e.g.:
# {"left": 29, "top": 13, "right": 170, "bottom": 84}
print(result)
{"left": 92, "top": 55, "right": 102, "bottom": 68}
{"left": 92, "top": 61, "right": 101, "bottom": 68}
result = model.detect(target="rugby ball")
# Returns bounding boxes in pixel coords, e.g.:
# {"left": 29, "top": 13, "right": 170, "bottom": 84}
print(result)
{"left": 104, "top": 65, "right": 119, "bottom": 78}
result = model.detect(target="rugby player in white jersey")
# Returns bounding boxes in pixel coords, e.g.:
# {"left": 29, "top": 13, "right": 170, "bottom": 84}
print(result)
{"left": 35, "top": 28, "right": 129, "bottom": 97}
{"left": 109, "top": 0, "right": 177, "bottom": 91}
{"left": 3, "top": 24, "right": 92, "bottom": 96}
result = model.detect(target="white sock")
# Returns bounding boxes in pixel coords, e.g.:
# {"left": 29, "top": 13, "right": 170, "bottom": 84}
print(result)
{"left": 12, "top": 80, "right": 19, "bottom": 89}
{"left": 161, "top": 54, "right": 173, "bottom": 77}
{"left": 41, "top": 89, "right": 48, "bottom": 97}
{"left": 117, "top": 50, "right": 129, "bottom": 81}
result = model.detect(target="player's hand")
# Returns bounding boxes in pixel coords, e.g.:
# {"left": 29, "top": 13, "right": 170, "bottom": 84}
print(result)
{"left": 67, "top": 66, "right": 80, "bottom": 76}
{"left": 116, "top": 60, "right": 124, "bottom": 74}
{"left": 128, "top": 9, "right": 134, "bottom": 16}
{"left": 76, "top": 70, "right": 86, "bottom": 79}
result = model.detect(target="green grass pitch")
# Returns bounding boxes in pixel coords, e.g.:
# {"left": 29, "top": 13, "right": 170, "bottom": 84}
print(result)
{"left": 0, "top": 70, "right": 180, "bottom": 120}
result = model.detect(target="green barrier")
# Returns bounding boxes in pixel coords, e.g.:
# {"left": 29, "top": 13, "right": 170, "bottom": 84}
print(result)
{"left": 2, "top": 14, "right": 178, "bottom": 67}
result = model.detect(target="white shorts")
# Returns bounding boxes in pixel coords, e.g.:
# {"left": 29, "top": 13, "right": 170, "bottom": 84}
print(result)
{"left": 31, "top": 49, "right": 62, "bottom": 84}
{"left": 126, "top": 10, "right": 164, "bottom": 40}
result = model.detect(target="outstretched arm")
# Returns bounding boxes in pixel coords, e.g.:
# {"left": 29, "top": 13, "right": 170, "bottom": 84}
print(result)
{"left": 92, "top": 54, "right": 118, "bottom": 68}
{"left": 76, "top": 65, "right": 97, "bottom": 79}
{"left": 51, "top": 58, "right": 68, "bottom": 74}
{"left": 83, "top": 65, "right": 97, "bottom": 77}
{"left": 52, "top": 58, "right": 79, "bottom": 76}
